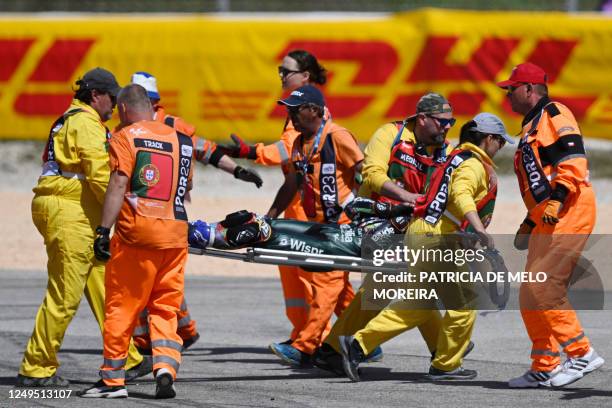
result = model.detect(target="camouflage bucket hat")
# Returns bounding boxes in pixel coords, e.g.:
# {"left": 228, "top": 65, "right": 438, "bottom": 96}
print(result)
{"left": 406, "top": 92, "right": 452, "bottom": 120}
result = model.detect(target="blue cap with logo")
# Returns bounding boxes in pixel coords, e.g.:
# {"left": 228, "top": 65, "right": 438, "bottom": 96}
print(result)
{"left": 278, "top": 85, "right": 325, "bottom": 108}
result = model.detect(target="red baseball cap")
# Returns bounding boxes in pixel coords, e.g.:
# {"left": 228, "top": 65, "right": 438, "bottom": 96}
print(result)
{"left": 497, "top": 62, "right": 548, "bottom": 88}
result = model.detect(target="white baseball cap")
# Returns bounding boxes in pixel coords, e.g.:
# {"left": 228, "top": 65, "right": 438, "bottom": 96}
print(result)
{"left": 131, "top": 71, "right": 160, "bottom": 101}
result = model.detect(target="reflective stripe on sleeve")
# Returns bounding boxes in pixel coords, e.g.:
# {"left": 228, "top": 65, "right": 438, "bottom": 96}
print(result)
{"left": 274, "top": 141, "right": 289, "bottom": 164}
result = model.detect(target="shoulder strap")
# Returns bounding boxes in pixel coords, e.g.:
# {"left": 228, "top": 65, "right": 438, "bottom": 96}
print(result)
{"left": 391, "top": 121, "right": 406, "bottom": 147}
{"left": 319, "top": 133, "right": 342, "bottom": 223}
{"left": 523, "top": 102, "right": 557, "bottom": 140}
{"left": 164, "top": 115, "right": 176, "bottom": 128}
{"left": 42, "top": 108, "right": 84, "bottom": 163}
{"left": 545, "top": 103, "right": 561, "bottom": 117}
{"left": 517, "top": 136, "right": 552, "bottom": 204}
{"left": 173, "top": 131, "right": 193, "bottom": 221}
{"left": 413, "top": 149, "right": 474, "bottom": 225}
{"left": 459, "top": 161, "right": 498, "bottom": 231}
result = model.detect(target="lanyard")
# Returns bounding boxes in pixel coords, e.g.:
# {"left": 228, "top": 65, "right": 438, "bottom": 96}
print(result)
{"left": 392, "top": 120, "right": 406, "bottom": 146}
{"left": 296, "top": 119, "right": 326, "bottom": 175}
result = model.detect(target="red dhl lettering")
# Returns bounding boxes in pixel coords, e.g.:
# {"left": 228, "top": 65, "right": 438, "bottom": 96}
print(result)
{"left": 407, "top": 36, "right": 521, "bottom": 82}
{"left": 523, "top": 39, "right": 577, "bottom": 83}
{"left": 0, "top": 38, "right": 96, "bottom": 116}
{"left": 29, "top": 39, "right": 95, "bottom": 82}
{"left": 0, "top": 39, "right": 34, "bottom": 81}
{"left": 0, "top": 35, "right": 598, "bottom": 121}
{"left": 268, "top": 37, "right": 594, "bottom": 120}
{"left": 270, "top": 40, "right": 399, "bottom": 119}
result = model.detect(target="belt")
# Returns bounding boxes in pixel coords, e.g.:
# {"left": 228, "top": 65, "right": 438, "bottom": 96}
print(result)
{"left": 41, "top": 167, "right": 85, "bottom": 180}
{"left": 41, "top": 161, "right": 85, "bottom": 180}
{"left": 61, "top": 171, "right": 86, "bottom": 180}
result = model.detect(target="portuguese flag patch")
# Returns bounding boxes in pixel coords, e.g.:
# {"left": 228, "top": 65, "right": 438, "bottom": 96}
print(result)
{"left": 132, "top": 151, "right": 173, "bottom": 200}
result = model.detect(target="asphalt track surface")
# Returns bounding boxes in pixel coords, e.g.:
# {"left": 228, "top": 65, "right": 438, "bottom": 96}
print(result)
{"left": 1, "top": 270, "right": 611, "bottom": 407}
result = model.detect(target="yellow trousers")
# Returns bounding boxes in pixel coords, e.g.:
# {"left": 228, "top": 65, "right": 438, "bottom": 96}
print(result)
{"left": 355, "top": 306, "right": 475, "bottom": 371}
{"left": 324, "top": 275, "right": 442, "bottom": 355}
{"left": 19, "top": 192, "right": 142, "bottom": 378}
{"left": 349, "top": 235, "right": 477, "bottom": 372}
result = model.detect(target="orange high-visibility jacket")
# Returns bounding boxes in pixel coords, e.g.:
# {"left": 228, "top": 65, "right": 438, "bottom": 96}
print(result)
{"left": 110, "top": 120, "right": 194, "bottom": 249}
{"left": 514, "top": 97, "right": 591, "bottom": 218}
{"left": 289, "top": 120, "right": 363, "bottom": 224}
{"left": 154, "top": 105, "right": 222, "bottom": 167}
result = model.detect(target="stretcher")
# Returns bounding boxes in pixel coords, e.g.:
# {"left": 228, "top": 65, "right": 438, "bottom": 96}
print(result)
{"left": 187, "top": 212, "right": 511, "bottom": 309}
{"left": 187, "top": 212, "right": 405, "bottom": 273}
{"left": 188, "top": 243, "right": 511, "bottom": 310}
{"left": 188, "top": 246, "right": 404, "bottom": 274}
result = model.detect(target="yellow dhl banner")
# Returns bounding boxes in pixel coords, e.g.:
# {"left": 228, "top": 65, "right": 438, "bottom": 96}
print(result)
{"left": 0, "top": 9, "right": 611, "bottom": 143}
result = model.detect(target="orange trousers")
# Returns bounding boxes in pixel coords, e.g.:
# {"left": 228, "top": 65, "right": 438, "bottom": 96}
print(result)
{"left": 133, "top": 297, "right": 199, "bottom": 353}
{"left": 278, "top": 204, "right": 315, "bottom": 341}
{"left": 292, "top": 270, "right": 355, "bottom": 355}
{"left": 279, "top": 265, "right": 313, "bottom": 340}
{"left": 100, "top": 237, "right": 185, "bottom": 386}
{"left": 520, "top": 189, "right": 595, "bottom": 371}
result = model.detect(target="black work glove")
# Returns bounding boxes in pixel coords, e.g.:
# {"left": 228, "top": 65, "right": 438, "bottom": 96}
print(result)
{"left": 513, "top": 217, "right": 536, "bottom": 250}
{"left": 475, "top": 229, "right": 495, "bottom": 249}
{"left": 344, "top": 197, "right": 381, "bottom": 220}
{"left": 234, "top": 166, "right": 263, "bottom": 188}
{"left": 389, "top": 203, "right": 414, "bottom": 218}
{"left": 217, "top": 134, "right": 257, "bottom": 159}
{"left": 93, "top": 226, "right": 111, "bottom": 262}
{"left": 345, "top": 197, "right": 415, "bottom": 221}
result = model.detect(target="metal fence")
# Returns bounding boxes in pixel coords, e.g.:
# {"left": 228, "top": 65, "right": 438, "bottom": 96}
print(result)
{"left": 0, "top": 0, "right": 604, "bottom": 12}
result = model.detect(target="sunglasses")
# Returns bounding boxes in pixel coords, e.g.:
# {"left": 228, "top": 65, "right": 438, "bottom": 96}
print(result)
{"left": 428, "top": 115, "right": 456, "bottom": 128}
{"left": 278, "top": 66, "right": 303, "bottom": 78}
{"left": 287, "top": 104, "right": 313, "bottom": 115}
{"left": 506, "top": 83, "right": 530, "bottom": 96}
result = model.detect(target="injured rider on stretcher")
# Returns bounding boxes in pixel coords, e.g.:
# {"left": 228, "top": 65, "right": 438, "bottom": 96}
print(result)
{"left": 188, "top": 113, "right": 515, "bottom": 307}
{"left": 188, "top": 196, "right": 510, "bottom": 309}
{"left": 188, "top": 197, "right": 413, "bottom": 260}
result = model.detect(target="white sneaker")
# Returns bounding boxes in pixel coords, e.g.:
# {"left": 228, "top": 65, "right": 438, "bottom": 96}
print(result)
{"left": 508, "top": 365, "right": 561, "bottom": 388}
{"left": 551, "top": 348, "right": 605, "bottom": 387}
{"left": 79, "top": 380, "right": 128, "bottom": 398}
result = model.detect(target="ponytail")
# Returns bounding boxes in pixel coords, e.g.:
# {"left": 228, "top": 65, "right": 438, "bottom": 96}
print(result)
{"left": 288, "top": 49, "right": 327, "bottom": 85}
